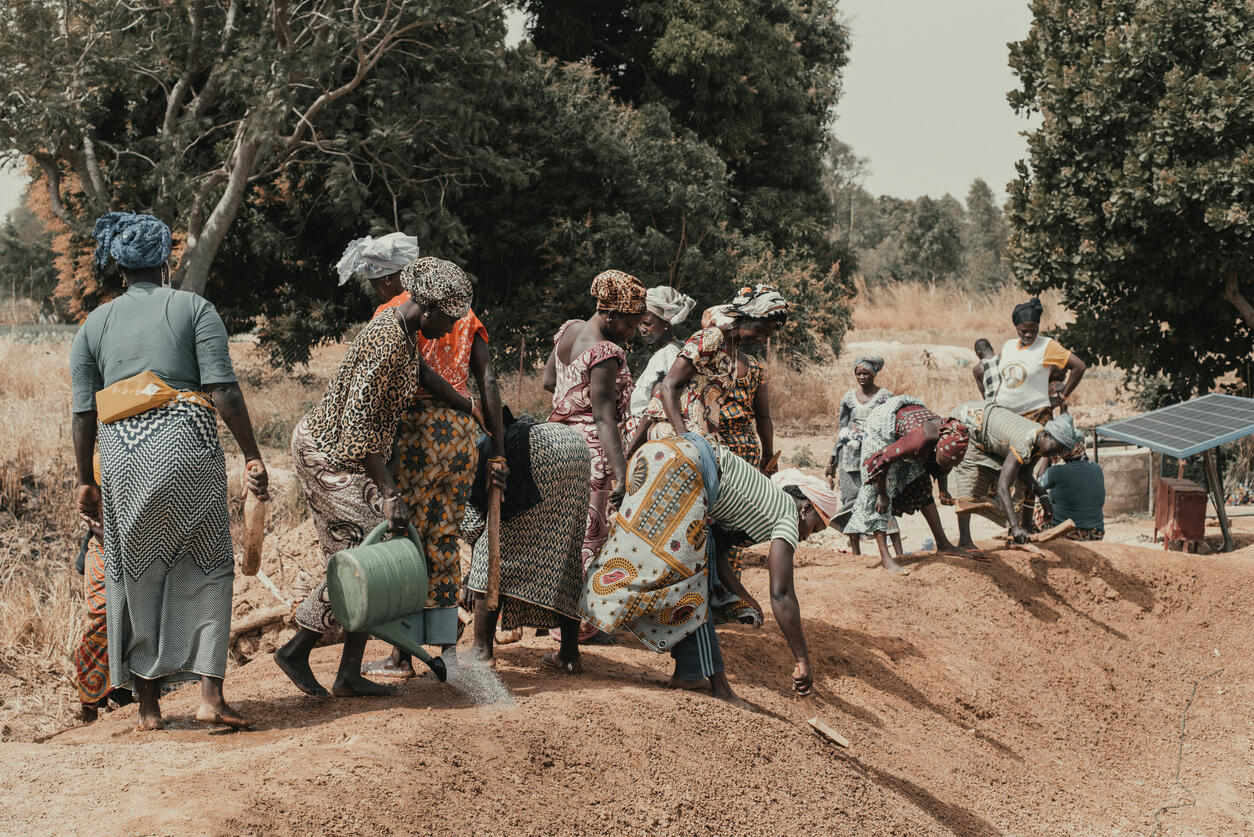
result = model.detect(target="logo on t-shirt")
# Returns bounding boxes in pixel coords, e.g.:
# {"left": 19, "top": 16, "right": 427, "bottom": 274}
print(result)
{"left": 1001, "top": 361, "right": 1027, "bottom": 389}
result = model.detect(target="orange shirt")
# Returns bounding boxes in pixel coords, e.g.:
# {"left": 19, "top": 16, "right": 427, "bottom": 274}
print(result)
{"left": 373, "top": 293, "right": 487, "bottom": 399}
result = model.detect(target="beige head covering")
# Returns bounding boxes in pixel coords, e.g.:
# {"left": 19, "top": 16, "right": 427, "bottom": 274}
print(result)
{"left": 645, "top": 286, "right": 697, "bottom": 325}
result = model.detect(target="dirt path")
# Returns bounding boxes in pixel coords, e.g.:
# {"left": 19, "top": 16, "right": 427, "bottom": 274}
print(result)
{"left": 5, "top": 534, "right": 1254, "bottom": 836}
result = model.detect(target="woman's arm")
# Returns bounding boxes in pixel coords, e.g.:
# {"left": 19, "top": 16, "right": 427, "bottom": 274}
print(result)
{"left": 418, "top": 358, "right": 473, "bottom": 415}
{"left": 206, "top": 382, "right": 269, "bottom": 499}
{"left": 997, "top": 456, "right": 1029, "bottom": 542}
{"left": 715, "top": 549, "right": 761, "bottom": 616}
{"left": 765, "top": 538, "right": 811, "bottom": 691}
{"left": 363, "top": 452, "right": 408, "bottom": 533}
{"left": 658, "top": 356, "right": 697, "bottom": 435}
{"left": 469, "top": 335, "right": 505, "bottom": 460}
{"left": 589, "top": 359, "right": 629, "bottom": 505}
{"left": 542, "top": 349, "right": 557, "bottom": 393}
{"left": 1060, "top": 352, "right": 1087, "bottom": 400}
{"left": 72, "top": 411, "right": 101, "bottom": 530}
{"left": 753, "top": 380, "right": 775, "bottom": 473}
{"left": 973, "top": 362, "right": 986, "bottom": 397}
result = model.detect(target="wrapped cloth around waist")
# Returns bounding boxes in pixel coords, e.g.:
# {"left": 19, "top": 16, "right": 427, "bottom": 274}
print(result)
{"left": 95, "top": 370, "right": 214, "bottom": 424}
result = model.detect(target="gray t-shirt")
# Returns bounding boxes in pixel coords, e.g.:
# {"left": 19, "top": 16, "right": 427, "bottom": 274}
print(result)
{"left": 70, "top": 283, "right": 237, "bottom": 413}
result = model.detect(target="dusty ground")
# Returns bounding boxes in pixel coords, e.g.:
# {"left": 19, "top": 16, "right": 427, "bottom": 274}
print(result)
{"left": 4, "top": 516, "right": 1252, "bottom": 836}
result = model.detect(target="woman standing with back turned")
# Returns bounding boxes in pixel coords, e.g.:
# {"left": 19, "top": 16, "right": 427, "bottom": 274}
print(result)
{"left": 71, "top": 212, "right": 269, "bottom": 730}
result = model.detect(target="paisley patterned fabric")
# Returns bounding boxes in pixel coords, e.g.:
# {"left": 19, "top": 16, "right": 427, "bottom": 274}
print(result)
{"left": 75, "top": 538, "right": 111, "bottom": 705}
{"left": 548, "top": 319, "right": 633, "bottom": 570}
{"left": 643, "top": 326, "right": 735, "bottom": 440}
{"left": 301, "top": 312, "right": 419, "bottom": 472}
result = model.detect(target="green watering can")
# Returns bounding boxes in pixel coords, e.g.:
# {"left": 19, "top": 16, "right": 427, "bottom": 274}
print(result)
{"left": 326, "top": 521, "right": 447, "bottom": 682}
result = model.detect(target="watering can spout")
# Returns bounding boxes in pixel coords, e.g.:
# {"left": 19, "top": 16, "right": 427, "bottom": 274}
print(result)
{"left": 370, "top": 614, "right": 447, "bottom": 682}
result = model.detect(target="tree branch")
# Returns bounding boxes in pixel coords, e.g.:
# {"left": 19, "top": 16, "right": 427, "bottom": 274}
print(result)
{"left": 191, "top": 0, "right": 241, "bottom": 120}
{"left": 1223, "top": 271, "right": 1254, "bottom": 331}
{"left": 163, "top": 0, "right": 205, "bottom": 137}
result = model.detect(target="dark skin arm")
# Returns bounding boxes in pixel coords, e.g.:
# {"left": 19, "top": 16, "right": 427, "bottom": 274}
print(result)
{"left": 658, "top": 356, "right": 697, "bottom": 435}
{"left": 363, "top": 452, "right": 408, "bottom": 533}
{"left": 73, "top": 411, "right": 101, "bottom": 531}
{"left": 418, "top": 358, "right": 475, "bottom": 417}
{"left": 468, "top": 335, "right": 506, "bottom": 462}
{"left": 997, "top": 455, "right": 1031, "bottom": 543}
{"left": 542, "top": 349, "right": 557, "bottom": 393}
{"left": 1058, "top": 353, "right": 1087, "bottom": 401}
{"left": 589, "top": 358, "right": 629, "bottom": 507}
{"left": 973, "top": 361, "right": 986, "bottom": 397}
{"left": 206, "top": 382, "right": 269, "bottom": 499}
{"left": 766, "top": 538, "right": 811, "bottom": 693}
{"left": 753, "top": 380, "right": 775, "bottom": 474}
{"left": 1017, "top": 464, "right": 1053, "bottom": 523}
{"left": 714, "top": 549, "right": 762, "bottom": 617}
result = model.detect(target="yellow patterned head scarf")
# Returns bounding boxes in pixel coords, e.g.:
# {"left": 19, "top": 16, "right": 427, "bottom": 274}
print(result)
{"left": 590, "top": 269, "right": 646, "bottom": 314}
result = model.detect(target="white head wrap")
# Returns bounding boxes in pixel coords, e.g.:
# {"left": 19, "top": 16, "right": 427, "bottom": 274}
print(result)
{"left": 335, "top": 233, "right": 419, "bottom": 286}
{"left": 645, "top": 286, "right": 697, "bottom": 325}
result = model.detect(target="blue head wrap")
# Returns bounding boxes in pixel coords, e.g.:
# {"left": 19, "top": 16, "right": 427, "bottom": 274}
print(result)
{"left": 1043, "top": 413, "right": 1083, "bottom": 450}
{"left": 92, "top": 212, "right": 172, "bottom": 270}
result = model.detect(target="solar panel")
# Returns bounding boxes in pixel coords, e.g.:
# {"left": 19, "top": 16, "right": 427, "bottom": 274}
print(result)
{"left": 1096, "top": 393, "right": 1254, "bottom": 458}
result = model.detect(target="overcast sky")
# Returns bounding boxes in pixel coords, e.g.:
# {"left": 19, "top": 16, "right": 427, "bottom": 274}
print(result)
{"left": 0, "top": 0, "right": 1036, "bottom": 219}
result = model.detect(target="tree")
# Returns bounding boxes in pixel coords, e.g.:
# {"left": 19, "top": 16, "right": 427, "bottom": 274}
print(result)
{"left": 963, "top": 178, "right": 1010, "bottom": 288}
{"left": 0, "top": 0, "right": 505, "bottom": 311}
{"left": 899, "top": 195, "right": 964, "bottom": 283}
{"left": 1007, "top": 0, "right": 1254, "bottom": 398}
{"left": 522, "top": 0, "right": 856, "bottom": 327}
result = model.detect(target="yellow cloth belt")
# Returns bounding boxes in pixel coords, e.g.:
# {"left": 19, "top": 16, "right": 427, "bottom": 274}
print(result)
{"left": 95, "top": 370, "right": 215, "bottom": 424}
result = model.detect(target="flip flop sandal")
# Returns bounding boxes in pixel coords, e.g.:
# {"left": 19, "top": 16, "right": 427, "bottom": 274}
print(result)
{"left": 360, "top": 658, "right": 416, "bottom": 679}
{"left": 540, "top": 651, "right": 583, "bottom": 675}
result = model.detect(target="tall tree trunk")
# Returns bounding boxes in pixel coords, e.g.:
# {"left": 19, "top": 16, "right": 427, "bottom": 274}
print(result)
{"left": 175, "top": 138, "right": 262, "bottom": 296}
{"left": 1223, "top": 271, "right": 1254, "bottom": 332}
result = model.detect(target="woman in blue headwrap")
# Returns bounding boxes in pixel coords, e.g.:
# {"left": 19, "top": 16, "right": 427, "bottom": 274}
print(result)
{"left": 71, "top": 211, "right": 270, "bottom": 730}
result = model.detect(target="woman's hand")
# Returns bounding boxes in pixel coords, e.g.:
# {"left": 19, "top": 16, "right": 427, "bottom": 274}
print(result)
{"left": 470, "top": 398, "right": 486, "bottom": 430}
{"left": 609, "top": 478, "right": 626, "bottom": 511}
{"left": 792, "top": 658, "right": 813, "bottom": 697}
{"left": 244, "top": 458, "right": 270, "bottom": 501}
{"left": 488, "top": 457, "right": 510, "bottom": 491}
{"left": 382, "top": 493, "right": 409, "bottom": 534}
{"left": 76, "top": 483, "right": 102, "bottom": 532}
{"left": 875, "top": 492, "right": 889, "bottom": 514}
{"left": 937, "top": 489, "right": 954, "bottom": 507}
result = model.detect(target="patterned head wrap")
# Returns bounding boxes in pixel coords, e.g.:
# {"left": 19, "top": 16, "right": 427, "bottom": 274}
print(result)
{"left": 590, "top": 269, "right": 646, "bottom": 314}
{"left": 731, "top": 284, "right": 789, "bottom": 321}
{"left": 336, "top": 233, "right": 419, "bottom": 286}
{"left": 854, "top": 356, "right": 885, "bottom": 374}
{"left": 701, "top": 305, "right": 738, "bottom": 329}
{"left": 772, "top": 469, "right": 841, "bottom": 526}
{"left": 1043, "top": 413, "right": 1083, "bottom": 450}
{"left": 400, "top": 257, "right": 473, "bottom": 320}
{"left": 934, "top": 419, "right": 970, "bottom": 469}
{"left": 645, "top": 286, "right": 697, "bottom": 325}
{"left": 92, "top": 212, "right": 172, "bottom": 270}
{"left": 1012, "top": 297, "right": 1044, "bottom": 325}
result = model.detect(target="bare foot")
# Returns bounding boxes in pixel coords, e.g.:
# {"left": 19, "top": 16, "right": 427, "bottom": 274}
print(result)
{"left": 709, "top": 675, "right": 752, "bottom": 710}
{"left": 274, "top": 648, "right": 329, "bottom": 697}
{"left": 465, "top": 645, "right": 496, "bottom": 667}
{"left": 80, "top": 704, "right": 98, "bottom": 724}
{"left": 540, "top": 650, "right": 583, "bottom": 675}
{"left": 135, "top": 712, "right": 164, "bottom": 731}
{"left": 666, "top": 675, "right": 709, "bottom": 692}
{"left": 957, "top": 538, "right": 979, "bottom": 551}
{"left": 195, "top": 702, "right": 253, "bottom": 730}
{"left": 332, "top": 674, "right": 398, "bottom": 698}
{"left": 879, "top": 553, "right": 911, "bottom": 575}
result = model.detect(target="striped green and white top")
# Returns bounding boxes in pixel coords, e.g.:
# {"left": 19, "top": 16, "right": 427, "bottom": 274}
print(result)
{"left": 708, "top": 445, "right": 799, "bottom": 548}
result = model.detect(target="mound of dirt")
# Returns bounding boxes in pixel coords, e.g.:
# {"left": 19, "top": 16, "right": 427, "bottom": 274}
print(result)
{"left": 4, "top": 535, "right": 1253, "bottom": 835}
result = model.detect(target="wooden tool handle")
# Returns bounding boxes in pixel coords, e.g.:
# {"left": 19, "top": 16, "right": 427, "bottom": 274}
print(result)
{"left": 486, "top": 457, "right": 506, "bottom": 611}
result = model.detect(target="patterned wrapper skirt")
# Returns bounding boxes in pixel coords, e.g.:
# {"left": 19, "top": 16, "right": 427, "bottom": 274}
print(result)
{"left": 75, "top": 538, "right": 111, "bottom": 705}
{"left": 580, "top": 437, "right": 712, "bottom": 652}
{"left": 463, "top": 423, "right": 590, "bottom": 629}
{"left": 291, "top": 416, "right": 384, "bottom": 632}
{"left": 557, "top": 415, "right": 616, "bottom": 573}
{"left": 98, "top": 399, "right": 233, "bottom": 688}
{"left": 396, "top": 402, "right": 480, "bottom": 646}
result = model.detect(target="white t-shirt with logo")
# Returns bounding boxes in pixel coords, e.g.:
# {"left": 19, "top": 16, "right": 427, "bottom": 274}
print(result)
{"left": 994, "top": 336, "right": 1071, "bottom": 414}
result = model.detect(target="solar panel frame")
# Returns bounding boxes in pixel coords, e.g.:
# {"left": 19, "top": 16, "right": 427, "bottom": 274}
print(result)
{"left": 1096, "top": 393, "right": 1254, "bottom": 458}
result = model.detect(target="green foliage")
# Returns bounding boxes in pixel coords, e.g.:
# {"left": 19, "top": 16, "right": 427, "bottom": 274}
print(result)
{"left": 1007, "top": 0, "right": 1254, "bottom": 399}
{"left": 0, "top": 205, "right": 58, "bottom": 309}
{"left": 963, "top": 178, "right": 1011, "bottom": 289}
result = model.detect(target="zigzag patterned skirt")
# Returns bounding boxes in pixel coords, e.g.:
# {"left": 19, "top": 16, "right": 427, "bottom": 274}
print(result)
{"left": 98, "top": 399, "right": 234, "bottom": 688}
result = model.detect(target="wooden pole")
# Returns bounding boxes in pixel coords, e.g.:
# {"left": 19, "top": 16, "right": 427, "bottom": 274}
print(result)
{"left": 486, "top": 457, "right": 505, "bottom": 610}
{"left": 1203, "top": 449, "right": 1233, "bottom": 552}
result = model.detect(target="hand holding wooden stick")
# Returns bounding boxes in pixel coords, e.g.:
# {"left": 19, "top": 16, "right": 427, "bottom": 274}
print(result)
{"left": 486, "top": 456, "right": 507, "bottom": 611}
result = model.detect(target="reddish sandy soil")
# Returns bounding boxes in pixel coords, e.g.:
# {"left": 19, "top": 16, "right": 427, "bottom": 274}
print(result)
{"left": 4, "top": 525, "right": 1254, "bottom": 836}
